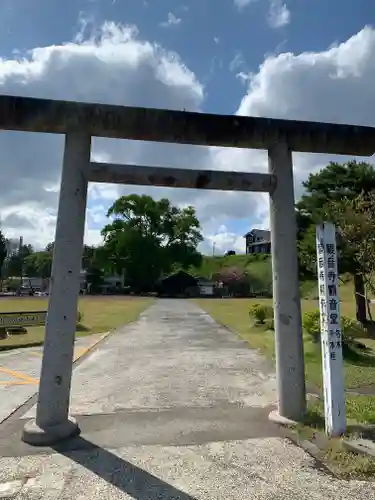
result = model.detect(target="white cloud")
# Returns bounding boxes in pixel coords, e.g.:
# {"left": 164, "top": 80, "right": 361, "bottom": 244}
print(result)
{"left": 1, "top": 23, "right": 375, "bottom": 255}
{"left": 237, "top": 26, "right": 375, "bottom": 125}
{"left": 0, "top": 20, "right": 265, "bottom": 254}
{"left": 0, "top": 22, "right": 207, "bottom": 249}
{"left": 233, "top": 0, "right": 257, "bottom": 9}
{"left": 160, "top": 12, "right": 182, "bottom": 28}
{"left": 233, "top": 0, "right": 290, "bottom": 28}
{"left": 268, "top": 0, "right": 290, "bottom": 28}
{"left": 206, "top": 225, "right": 247, "bottom": 255}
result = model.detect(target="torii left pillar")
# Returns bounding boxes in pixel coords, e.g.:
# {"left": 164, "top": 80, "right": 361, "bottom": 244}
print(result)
{"left": 22, "top": 130, "right": 90, "bottom": 445}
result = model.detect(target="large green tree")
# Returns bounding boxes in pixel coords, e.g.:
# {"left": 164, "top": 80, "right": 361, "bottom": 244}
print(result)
{"left": 23, "top": 251, "right": 52, "bottom": 278}
{"left": 325, "top": 192, "right": 375, "bottom": 320}
{"left": 3, "top": 243, "right": 33, "bottom": 278}
{"left": 81, "top": 244, "right": 104, "bottom": 293}
{"left": 99, "top": 194, "right": 203, "bottom": 292}
{"left": 297, "top": 160, "right": 375, "bottom": 323}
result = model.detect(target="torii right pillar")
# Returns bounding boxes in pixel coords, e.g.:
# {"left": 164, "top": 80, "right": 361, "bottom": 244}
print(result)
{"left": 268, "top": 142, "right": 306, "bottom": 422}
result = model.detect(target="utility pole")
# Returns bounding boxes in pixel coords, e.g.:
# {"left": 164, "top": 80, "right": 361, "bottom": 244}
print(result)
{"left": 19, "top": 236, "right": 24, "bottom": 287}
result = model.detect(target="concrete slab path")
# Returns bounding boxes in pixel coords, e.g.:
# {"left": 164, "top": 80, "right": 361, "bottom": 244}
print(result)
{"left": 0, "top": 299, "right": 374, "bottom": 499}
{"left": 0, "top": 332, "right": 109, "bottom": 424}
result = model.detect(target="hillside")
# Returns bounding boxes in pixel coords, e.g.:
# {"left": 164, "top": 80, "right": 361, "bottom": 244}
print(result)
{"left": 192, "top": 253, "right": 271, "bottom": 282}
{"left": 192, "top": 253, "right": 356, "bottom": 302}
{"left": 191, "top": 253, "right": 274, "bottom": 295}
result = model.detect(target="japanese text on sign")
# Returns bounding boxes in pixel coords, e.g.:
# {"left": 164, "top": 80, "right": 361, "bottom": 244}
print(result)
{"left": 317, "top": 235, "right": 341, "bottom": 359}
{"left": 316, "top": 222, "right": 346, "bottom": 437}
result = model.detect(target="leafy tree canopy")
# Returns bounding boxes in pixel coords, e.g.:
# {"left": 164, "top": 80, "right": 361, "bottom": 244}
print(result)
{"left": 297, "top": 160, "right": 375, "bottom": 322}
{"left": 298, "top": 160, "right": 375, "bottom": 219}
{"left": 23, "top": 251, "right": 52, "bottom": 278}
{"left": 2, "top": 243, "right": 33, "bottom": 278}
{"left": 45, "top": 242, "right": 54, "bottom": 253}
{"left": 99, "top": 194, "right": 203, "bottom": 292}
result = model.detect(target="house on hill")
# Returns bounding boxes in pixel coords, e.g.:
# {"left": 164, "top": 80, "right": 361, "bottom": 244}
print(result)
{"left": 244, "top": 228, "right": 271, "bottom": 254}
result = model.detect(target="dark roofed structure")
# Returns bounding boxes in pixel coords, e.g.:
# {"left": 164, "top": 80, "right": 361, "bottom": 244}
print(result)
{"left": 156, "top": 271, "right": 198, "bottom": 297}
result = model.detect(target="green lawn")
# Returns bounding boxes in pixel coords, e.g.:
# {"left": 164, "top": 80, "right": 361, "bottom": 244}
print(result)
{"left": 195, "top": 297, "right": 375, "bottom": 391}
{"left": 194, "top": 296, "right": 375, "bottom": 422}
{"left": 195, "top": 294, "right": 375, "bottom": 477}
{"left": 0, "top": 296, "right": 153, "bottom": 350}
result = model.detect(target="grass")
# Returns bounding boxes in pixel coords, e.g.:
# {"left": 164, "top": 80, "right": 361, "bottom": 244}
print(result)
{"left": 294, "top": 420, "right": 375, "bottom": 479}
{"left": 323, "top": 440, "right": 375, "bottom": 479}
{"left": 294, "top": 396, "right": 375, "bottom": 479}
{"left": 193, "top": 253, "right": 374, "bottom": 301}
{"left": 192, "top": 253, "right": 272, "bottom": 278}
{"left": 195, "top": 292, "right": 375, "bottom": 478}
{"left": 194, "top": 296, "right": 375, "bottom": 391}
{"left": 0, "top": 296, "right": 153, "bottom": 350}
{"left": 307, "top": 395, "right": 375, "bottom": 426}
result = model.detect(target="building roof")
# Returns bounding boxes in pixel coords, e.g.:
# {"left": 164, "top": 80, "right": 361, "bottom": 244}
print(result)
{"left": 243, "top": 228, "right": 271, "bottom": 239}
{"left": 159, "top": 270, "right": 198, "bottom": 284}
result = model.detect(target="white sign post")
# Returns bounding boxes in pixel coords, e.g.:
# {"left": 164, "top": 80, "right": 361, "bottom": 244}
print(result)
{"left": 316, "top": 222, "right": 346, "bottom": 437}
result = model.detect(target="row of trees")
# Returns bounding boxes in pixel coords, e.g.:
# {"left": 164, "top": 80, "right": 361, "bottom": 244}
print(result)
{"left": 0, "top": 195, "right": 204, "bottom": 293}
{"left": 297, "top": 160, "right": 375, "bottom": 324}
{"left": 1, "top": 160, "right": 375, "bottom": 322}
{"left": 211, "top": 160, "right": 375, "bottom": 321}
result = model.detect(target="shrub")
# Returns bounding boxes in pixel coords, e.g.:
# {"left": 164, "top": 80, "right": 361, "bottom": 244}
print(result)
{"left": 217, "top": 266, "right": 250, "bottom": 297}
{"left": 302, "top": 310, "right": 321, "bottom": 343}
{"left": 341, "top": 317, "right": 366, "bottom": 351}
{"left": 341, "top": 316, "right": 363, "bottom": 337}
{"left": 265, "top": 318, "right": 274, "bottom": 330}
{"left": 263, "top": 305, "right": 274, "bottom": 318}
{"left": 249, "top": 303, "right": 266, "bottom": 324}
{"left": 302, "top": 309, "right": 364, "bottom": 346}
{"left": 249, "top": 303, "right": 273, "bottom": 325}
{"left": 4, "top": 278, "right": 21, "bottom": 292}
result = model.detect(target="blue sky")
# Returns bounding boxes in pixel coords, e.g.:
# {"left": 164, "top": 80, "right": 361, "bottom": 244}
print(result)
{"left": 1, "top": 0, "right": 375, "bottom": 253}
{"left": 2, "top": 0, "right": 374, "bottom": 114}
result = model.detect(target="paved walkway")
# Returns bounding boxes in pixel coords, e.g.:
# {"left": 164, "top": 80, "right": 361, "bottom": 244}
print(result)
{"left": 0, "top": 300, "right": 374, "bottom": 499}
{"left": 0, "top": 332, "right": 109, "bottom": 424}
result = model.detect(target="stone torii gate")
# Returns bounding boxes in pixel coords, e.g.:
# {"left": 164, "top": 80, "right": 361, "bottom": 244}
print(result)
{"left": 1, "top": 95, "right": 374, "bottom": 445}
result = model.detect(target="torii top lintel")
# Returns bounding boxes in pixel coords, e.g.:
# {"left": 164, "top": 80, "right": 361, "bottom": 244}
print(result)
{"left": 1, "top": 94, "right": 374, "bottom": 156}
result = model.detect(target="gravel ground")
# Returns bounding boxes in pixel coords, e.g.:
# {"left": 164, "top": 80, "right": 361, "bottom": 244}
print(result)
{"left": 0, "top": 299, "right": 374, "bottom": 499}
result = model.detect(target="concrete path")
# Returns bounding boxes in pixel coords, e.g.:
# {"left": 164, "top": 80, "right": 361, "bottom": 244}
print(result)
{"left": 0, "top": 332, "right": 109, "bottom": 424}
{"left": 0, "top": 300, "right": 373, "bottom": 499}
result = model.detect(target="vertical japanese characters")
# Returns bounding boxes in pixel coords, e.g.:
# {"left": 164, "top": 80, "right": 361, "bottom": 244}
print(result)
{"left": 316, "top": 222, "right": 346, "bottom": 437}
{"left": 317, "top": 239, "right": 342, "bottom": 361}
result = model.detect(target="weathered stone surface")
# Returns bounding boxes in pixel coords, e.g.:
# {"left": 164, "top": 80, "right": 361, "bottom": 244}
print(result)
{"left": 1, "top": 94, "right": 375, "bottom": 155}
{"left": 343, "top": 438, "right": 375, "bottom": 458}
{"left": 89, "top": 163, "right": 276, "bottom": 192}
